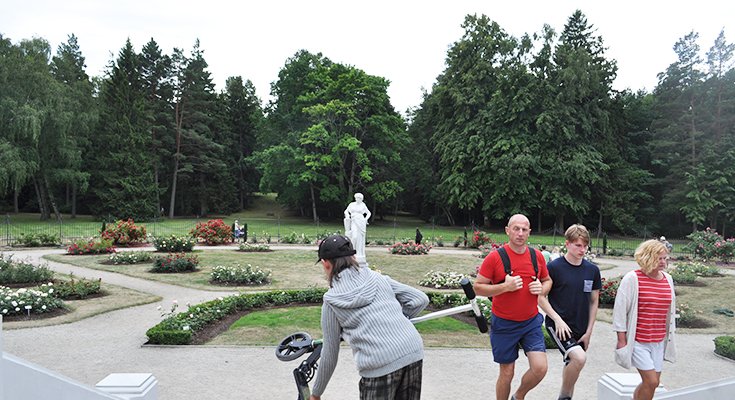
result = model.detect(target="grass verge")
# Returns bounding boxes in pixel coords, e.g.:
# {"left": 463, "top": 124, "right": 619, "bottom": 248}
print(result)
{"left": 206, "top": 305, "right": 489, "bottom": 348}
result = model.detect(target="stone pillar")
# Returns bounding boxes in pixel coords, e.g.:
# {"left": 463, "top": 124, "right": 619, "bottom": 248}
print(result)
{"left": 96, "top": 373, "right": 158, "bottom": 400}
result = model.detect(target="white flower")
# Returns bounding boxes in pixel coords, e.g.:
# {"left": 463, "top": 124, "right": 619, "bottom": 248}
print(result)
{"left": 182, "top": 325, "right": 190, "bottom": 331}
{"left": 15, "top": 307, "right": 20, "bottom": 312}
{"left": 41, "top": 305, "right": 47, "bottom": 310}
{"left": 2, "top": 309, "right": 7, "bottom": 314}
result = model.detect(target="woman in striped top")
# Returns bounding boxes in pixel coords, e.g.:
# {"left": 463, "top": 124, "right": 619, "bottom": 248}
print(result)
{"left": 612, "top": 239, "right": 677, "bottom": 400}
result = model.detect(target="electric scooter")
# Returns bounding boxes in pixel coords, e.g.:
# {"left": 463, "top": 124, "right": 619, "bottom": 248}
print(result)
{"left": 274, "top": 277, "right": 487, "bottom": 399}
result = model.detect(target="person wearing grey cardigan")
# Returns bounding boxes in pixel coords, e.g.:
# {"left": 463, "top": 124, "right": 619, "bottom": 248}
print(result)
{"left": 310, "top": 235, "right": 429, "bottom": 400}
{"left": 613, "top": 239, "right": 676, "bottom": 400}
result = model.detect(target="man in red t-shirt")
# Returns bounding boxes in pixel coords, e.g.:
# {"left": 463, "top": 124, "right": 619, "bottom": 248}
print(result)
{"left": 474, "top": 214, "right": 551, "bottom": 400}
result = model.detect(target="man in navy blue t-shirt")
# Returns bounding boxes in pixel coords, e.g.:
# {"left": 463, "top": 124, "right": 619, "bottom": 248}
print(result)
{"left": 539, "top": 224, "right": 601, "bottom": 400}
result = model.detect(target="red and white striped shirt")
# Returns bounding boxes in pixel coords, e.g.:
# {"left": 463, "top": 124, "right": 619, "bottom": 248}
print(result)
{"left": 635, "top": 270, "right": 672, "bottom": 343}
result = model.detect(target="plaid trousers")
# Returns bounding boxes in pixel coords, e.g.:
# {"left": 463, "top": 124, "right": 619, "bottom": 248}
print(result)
{"left": 359, "top": 360, "right": 423, "bottom": 400}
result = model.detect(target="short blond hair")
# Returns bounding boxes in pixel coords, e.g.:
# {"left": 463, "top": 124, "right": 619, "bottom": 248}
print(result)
{"left": 565, "top": 224, "right": 590, "bottom": 245}
{"left": 635, "top": 239, "right": 668, "bottom": 274}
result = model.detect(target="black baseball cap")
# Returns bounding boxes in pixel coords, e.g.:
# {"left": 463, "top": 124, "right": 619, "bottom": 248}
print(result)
{"left": 317, "top": 235, "right": 356, "bottom": 262}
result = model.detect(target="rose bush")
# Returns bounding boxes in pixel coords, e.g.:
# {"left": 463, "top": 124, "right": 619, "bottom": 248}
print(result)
{"left": 599, "top": 276, "right": 620, "bottom": 306}
{"left": 687, "top": 228, "right": 735, "bottom": 262}
{"left": 67, "top": 238, "right": 116, "bottom": 255}
{"left": 101, "top": 219, "right": 147, "bottom": 246}
{"left": 211, "top": 264, "right": 272, "bottom": 285}
{"left": 389, "top": 241, "right": 431, "bottom": 255}
{"left": 151, "top": 235, "right": 195, "bottom": 252}
{"left": 151, "top": 253, "right": 199, "bottom": 273}
{"left": 418, "top": 270, "right": 465, "bottom": 289}
{"left": 0, "top": 284, "right": 62, "bottom": 316}
{"left": 190, "top": 219, "right": 232, "bottom": 245}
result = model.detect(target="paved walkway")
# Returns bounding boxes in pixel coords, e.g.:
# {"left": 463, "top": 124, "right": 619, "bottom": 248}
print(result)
{"left": 2, "top": 246, "right": 734, "bottom": 399}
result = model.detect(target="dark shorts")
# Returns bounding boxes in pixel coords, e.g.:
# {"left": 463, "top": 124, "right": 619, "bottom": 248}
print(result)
{"left": 490, "top": 313, "right": 546, "bottom": 364}
{"left": 544, "top": 323, "right": 586, "bottom": 363}
{"left": 359, "top": 360, "right": 422, "bottom": 400}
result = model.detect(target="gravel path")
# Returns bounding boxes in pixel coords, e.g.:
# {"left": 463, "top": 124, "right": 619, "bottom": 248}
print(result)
{"left": 2, "top": 247, "right": 734, "bottom": 399}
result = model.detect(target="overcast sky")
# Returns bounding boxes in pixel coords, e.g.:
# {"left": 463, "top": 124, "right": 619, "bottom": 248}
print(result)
{"left": 2, "top": 1, "right": 733, "bottom": 113}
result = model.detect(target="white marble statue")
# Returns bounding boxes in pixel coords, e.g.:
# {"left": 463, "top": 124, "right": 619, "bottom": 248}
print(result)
{"left": 343, "top": 192, "right": 371, "bottom": 266}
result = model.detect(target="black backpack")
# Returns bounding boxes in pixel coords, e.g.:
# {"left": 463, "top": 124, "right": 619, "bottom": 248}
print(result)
{"left": 496, "top": 246, "right": 539, "bottom": 279}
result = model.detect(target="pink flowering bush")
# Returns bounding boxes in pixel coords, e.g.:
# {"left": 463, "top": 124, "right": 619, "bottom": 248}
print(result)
{"left": 101, "top": 219, "right": 147, "bottom": 246}
{"left": 599, "top": 276, "right": 621, "bottom": 305}
{"left": 190, "top": 219, "right": 232, "bottom": 245}
{"left": 67, "top": 238, "right": 116, "bottom": 255}
{"left": 152, "top": 253, "right": 199, "bottom": 273}
{"left": 478, "top": 242, "right": 502, "bottom": 258}
{"left": 687, "top": 228, "right": 735, "bottom": 263}
{"left": 389, "top": 241, "right": 431, "bottom": 255}
{"left": 468, "top": 230, "right": 493, "bottom": 248}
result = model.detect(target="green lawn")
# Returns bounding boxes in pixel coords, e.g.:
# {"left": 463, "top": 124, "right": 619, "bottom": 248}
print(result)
{"left": 208, "top": 305, "right": 489, "bottom": 348}
{"left": 44, "top": 248, "right": 482, "bottom": 292}
{"left": 3, "top": 192, "right": 671, "bottom": 256}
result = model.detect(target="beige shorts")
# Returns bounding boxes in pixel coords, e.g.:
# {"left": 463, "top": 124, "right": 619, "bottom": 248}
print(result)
{"left": 632, "top": 340, "right": 664, "bottom": 372}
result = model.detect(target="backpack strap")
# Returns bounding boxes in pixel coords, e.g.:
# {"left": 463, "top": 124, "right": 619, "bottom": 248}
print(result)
{"left": 497, "top": 246, "right": 539, "bottom": 278}
{"left": 528, "top": 247, "right": 539, "bottom": 279}
{"left": 497, "top": 247, "right": 512, "bottom": 275}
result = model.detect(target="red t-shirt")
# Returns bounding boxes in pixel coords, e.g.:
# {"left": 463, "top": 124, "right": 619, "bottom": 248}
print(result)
{"left": 635, "top": 270, "right": 672, "bottom": 343}
{"left": 478, "top": 244, "right": 549, "bottom": 321}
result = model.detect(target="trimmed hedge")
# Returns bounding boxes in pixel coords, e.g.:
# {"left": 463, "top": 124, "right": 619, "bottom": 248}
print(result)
{"left": 714, "top": 336, "right": 735, "bottom": 360}
{"left": 147, "top": 289, "right": 493, "bottom": 345}
{"left": 146, "top": 288, "right": 327, "bottom": 345}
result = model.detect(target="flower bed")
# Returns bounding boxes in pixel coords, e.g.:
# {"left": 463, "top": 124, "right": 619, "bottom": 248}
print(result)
{"left": 101, "top": 219, "right": 147, "bottom": 246}
{"left": 418, "top": 270, "right": 466, "bottom": 289}
{"left": 211, "top": 264, "right": 272, "bottom": 285}
{"left": 190, "top": 219, "right": 232, "bottom": 245}
{"left": 0, "top": 256, "right": 54, "bottom": 285}
{"left": 0, "top": 284, "right": 63, "bottom": 317}
{"left": 599, "top": 276, "right": 620, "bottom": 306}
{"left": 107, "top": 251, "right": 153, "bottom": 265}
{"left": 478, "top": 243, "right": 502, "bottom": 258}
{"left": 51, "top": 273, "right": 102, "bottom": 300}
{"left": 151, "top": 235, "right": 195, "bottom": 252}
{"left": 674, "top": 262, "right": 722, "bottom": 277}
{"left": 151, "top": 253, "right": 199, "bottom": 273}
{"left": 389, "top": 241, "right": 431, "bottom": 255}
{"left": 280, "top": 231, "right": 311, "bottom": 244}
{"left": 237, "top": 243, "right": 271, "bottom": 252}
{"left": 687, "top": 228, "right": 735, "bottom": 263}
{"left": 67, "top": 238, "right": 116, "bottom": 255}
{"left": 468, "top": 230, "right": 494, "bottom": 248}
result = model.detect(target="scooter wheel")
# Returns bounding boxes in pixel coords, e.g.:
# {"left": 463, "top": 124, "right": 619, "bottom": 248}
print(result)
{"left": 275, "top": 332, "right": 313, "bottom": 361}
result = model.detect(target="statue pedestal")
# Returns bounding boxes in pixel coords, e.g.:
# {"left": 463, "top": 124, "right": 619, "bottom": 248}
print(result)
{"left": 356, "top": 255, "right": 368, "bottom": 268}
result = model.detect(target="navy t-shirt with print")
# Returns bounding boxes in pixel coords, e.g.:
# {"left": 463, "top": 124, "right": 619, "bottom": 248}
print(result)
{"left": 545, "top": 256, "right": 602, "bottom": 338}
